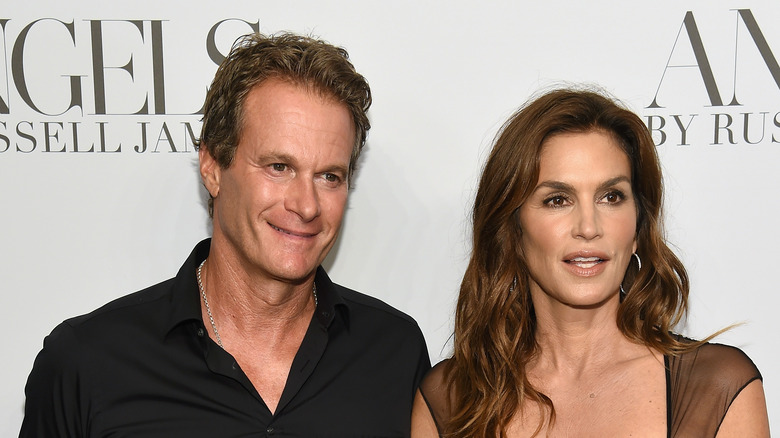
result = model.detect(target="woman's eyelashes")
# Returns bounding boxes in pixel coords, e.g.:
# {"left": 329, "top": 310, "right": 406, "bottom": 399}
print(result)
{"left": 540, "top": 188, "right": 629, "bottom": 209}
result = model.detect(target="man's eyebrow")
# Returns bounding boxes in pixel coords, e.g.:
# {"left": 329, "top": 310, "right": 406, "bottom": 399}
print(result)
{"left": 256, "top": 152, "right": 297, "bottom": 163}
{"left": 320, "top": 164, "right": 349, "bottom": 175}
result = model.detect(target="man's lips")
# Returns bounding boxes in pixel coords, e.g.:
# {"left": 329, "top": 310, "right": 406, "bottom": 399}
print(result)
{"left": 269, "top": 223, "right": 317, "bottom": 238}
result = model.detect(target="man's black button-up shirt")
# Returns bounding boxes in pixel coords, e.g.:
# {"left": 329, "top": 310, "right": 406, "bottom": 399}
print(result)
{"left": 21, "top": 239, "right": 431, "bottom": 437}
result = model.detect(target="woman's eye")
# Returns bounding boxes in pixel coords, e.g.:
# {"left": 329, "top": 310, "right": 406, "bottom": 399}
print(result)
{"left": 544, "top": 196, "right": 568, "bottom": 208}
{"left": 602, "top": 191, "right": 624, "bottom": 204}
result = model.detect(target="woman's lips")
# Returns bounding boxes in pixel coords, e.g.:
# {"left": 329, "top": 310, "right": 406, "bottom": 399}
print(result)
{"left": 563, "top": 254, "right": 608, "bottom": 276}
{"left": 566, "top": 256, "right": 603, "bottom": 269}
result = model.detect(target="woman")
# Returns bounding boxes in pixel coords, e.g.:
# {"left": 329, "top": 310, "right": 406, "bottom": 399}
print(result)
{"left": 412, "top": 88, "right": 769, "bottom": 437}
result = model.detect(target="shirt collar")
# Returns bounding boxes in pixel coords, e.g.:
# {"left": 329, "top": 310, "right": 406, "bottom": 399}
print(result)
{"left": 164, "top": 239, "right": 350, "bottom": 336}
{"left": 165, "top": 238, "right": 211, "bottom": 336}
{"left": 313, "top": 265, "right": 349, "bottom": 329}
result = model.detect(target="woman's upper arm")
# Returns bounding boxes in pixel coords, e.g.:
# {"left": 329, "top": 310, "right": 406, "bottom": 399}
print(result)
{"left": 715, "top": 379, "right": 770, "bottom": 438}
{"left": 411, "top": 389, "right": 439, "bottom": 438}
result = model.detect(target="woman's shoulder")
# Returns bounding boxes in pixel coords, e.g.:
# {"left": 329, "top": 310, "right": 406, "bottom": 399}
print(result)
{"left": 667, "top": 338, "right": 763, "bottom": 436}
{"left": 669, "top": 339, "right": 761, "bottom": 384}
{"left": 419, "top": 359, "right": 453, "bottom": 432}
{"left": 421, "top": 360, "right": 450, "bottom": 387}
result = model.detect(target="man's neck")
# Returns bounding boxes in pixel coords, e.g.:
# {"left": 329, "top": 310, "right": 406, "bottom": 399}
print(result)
{"left": 198, "top": 243, "right": 319, "bottom": 413}
{"left": 201, "top": 259, "right": 316, "bottom": 332}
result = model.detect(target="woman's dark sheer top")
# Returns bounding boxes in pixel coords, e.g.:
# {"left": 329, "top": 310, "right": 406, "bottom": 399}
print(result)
{"left": 420, "top": 342, "right": 761, "bottom": 437}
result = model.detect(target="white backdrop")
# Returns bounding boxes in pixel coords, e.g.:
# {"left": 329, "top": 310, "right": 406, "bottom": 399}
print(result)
{"left": 3, "top": 0, "right": 778, "bottom": 434}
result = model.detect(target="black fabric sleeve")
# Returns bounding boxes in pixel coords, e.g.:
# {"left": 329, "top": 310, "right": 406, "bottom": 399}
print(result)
{"left": 418, "top": 360, "right": 451, "bottom": 436}
{"left": 412, "top": 331, "right": 433, "bottom": 392}
{"left": 668, "top": 342, "right": 762, "bottom": 437}
{"left": 19, "top": 322, "right": 87, "bottom": 438}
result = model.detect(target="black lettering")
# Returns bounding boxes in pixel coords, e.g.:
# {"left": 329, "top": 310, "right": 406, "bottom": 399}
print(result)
{"left": 0, "top": 19, "right": 10, "bottom": 114}
{"left": 96, "top": 121, "right": 120, "bottom": 152}
{"left": 0, "top": 121, "right": 9, "bottom": 152}
{"left": 70, "top": 121, "right": 93, "bottom": 152}
{"left": 12, "top": 19, "right": 83, "bottom": 115}
{"left": 672, "top": 114, "right": 697, "bottom": 145}
{"left": 152, "top": 121, "right": 176, "bottom": 152}
{"left": 205, "top": 19, "right": 259, "bottom": 66}
{"left": 195, "top": 19, "right": 260, "bottom": 114}
{"left": 729, "top": 10, "right": 780, "bottom": 105}
{"left": 649, "top": 11, "right": 723, "bottom": 108}
{"left": 135, "top": 121, "right": 149, "bottom": 153}
{"left": 182, "top": 121, "right": 198, "bottom": 152}
{"left": 773, "top": 112, "right": 780, "bottom": 143}
{"left": 149, "top": 20, "right": 166, "bottom": 114}
{"left": 712, "top": 113, "right": 736, "bottom": 144}
{"left": 15, "top": 120, "right": 36, "bottom": 152}
{"left": 742, "top": 112, "right": 768, "bottom": 144}
{"left": 90, "top": 20, "right": 148, "bottom": 115}
{"left": 645, "top": 115, "right": 667, "bottom": 145}
{"left": 43, "top": 121, "right": 65, "bottom": 152}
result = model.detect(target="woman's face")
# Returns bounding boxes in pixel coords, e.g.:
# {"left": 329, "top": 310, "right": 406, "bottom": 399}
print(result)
{"left": 518, "top": 130, "right": 637, "bottom": 310}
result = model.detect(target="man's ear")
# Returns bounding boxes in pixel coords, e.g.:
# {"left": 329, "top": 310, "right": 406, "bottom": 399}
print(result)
{"left": 199, "top": 147, "right": 221, "bottom": 198}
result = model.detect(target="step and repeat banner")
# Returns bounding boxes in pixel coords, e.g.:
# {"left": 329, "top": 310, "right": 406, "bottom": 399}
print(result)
{"left": 2, "top": 0, "right": 778, "bottom": 432}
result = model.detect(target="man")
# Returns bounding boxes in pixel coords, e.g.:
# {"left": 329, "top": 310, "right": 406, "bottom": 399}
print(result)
{"left": 20, "top": 32, "right": 430, "bottom": 437}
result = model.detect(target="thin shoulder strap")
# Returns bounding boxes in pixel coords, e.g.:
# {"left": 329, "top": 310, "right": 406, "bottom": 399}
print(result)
{"left": 664, "top": 354, "right": 672, "bottom": 438}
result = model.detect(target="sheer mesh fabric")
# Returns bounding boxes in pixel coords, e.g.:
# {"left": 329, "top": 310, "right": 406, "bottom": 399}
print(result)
{"left": 419, "top": 360, "right": 452, "bottom": 434}
{"left": 420, "top": 343, "right": 761, "bottom": 437}
{"left": 666, "top": 342, "right": 761, "bottom": 437}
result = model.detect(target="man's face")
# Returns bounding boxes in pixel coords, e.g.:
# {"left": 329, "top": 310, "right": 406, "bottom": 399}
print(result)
{"left": 200, "top": 79, "right": 354, "bottom": 285}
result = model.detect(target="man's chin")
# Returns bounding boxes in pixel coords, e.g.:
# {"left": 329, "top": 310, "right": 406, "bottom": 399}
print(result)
{"left": 266, "top": 261, "right": 321, "bottom": 285}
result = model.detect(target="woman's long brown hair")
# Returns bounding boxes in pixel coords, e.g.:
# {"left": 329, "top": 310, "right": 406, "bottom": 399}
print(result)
{"left": 445, "top": 88, "right": 695, "bottom": 437}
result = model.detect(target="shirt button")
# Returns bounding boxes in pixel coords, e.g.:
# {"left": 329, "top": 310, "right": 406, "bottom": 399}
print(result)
{"left": 232, "top": 361, "right": 238, "bottom": 370}
{"left": 321, "top": 311, "right": 330, "bottom": 318}
{"left": 266, "top": 427, "right": 274, "bottom": 435}
{"left": 197, "top": 328, "right": 205, "bottom": 337}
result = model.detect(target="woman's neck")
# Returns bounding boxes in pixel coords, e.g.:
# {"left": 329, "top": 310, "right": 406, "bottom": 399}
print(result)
{"left": 529, "top": 289, "right": 639, "bottom": 376}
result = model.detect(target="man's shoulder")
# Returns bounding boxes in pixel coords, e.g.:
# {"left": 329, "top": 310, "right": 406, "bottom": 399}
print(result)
{"left": 333, "top": 282, "right": 421, "bottom": 328}
{"left": 328, "top": 282, "right": 432, "bottom": 386}
{"left": 29, "top": 277, "right": 181, "bottom": 386}
{"left": 64, "top": 277, "right": 176, "bottom": 331}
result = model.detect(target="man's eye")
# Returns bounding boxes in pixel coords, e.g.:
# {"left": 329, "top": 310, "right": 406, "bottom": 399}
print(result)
{"left": 270, "top": 163, "right": 286, "bottom": 172}
{"left": 324, "top": 173, "right": 339, "bottom": 183}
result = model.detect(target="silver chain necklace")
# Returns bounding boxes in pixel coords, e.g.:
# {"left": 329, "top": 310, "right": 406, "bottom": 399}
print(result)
{"left": 196, "top": 259, "right": 318, "bottom": 348}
